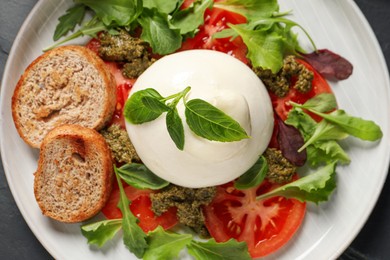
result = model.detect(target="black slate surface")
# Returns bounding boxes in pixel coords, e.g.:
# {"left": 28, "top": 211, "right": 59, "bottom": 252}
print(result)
{"left": 0, "top": 0, "right": 389, "bottom": 259}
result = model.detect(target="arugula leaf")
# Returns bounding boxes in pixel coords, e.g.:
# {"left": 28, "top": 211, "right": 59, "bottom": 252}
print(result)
{"left": 143, "top": 226, "right": 192, "bottom": 260}
{"left": 307, "top": 141, "right": 350, "bottom": 166}
{"left": 229, "top": 23, "right": 284, "bottom": 73}
{"left": 298, "top": 119, "right": 349, "bottom": 152}
{"left": 285, "top": 107, "right": 317, "bottom": 140}
{"left": 166, "top": 108, "right": 185, "bottom": 150}
{"left": 44, "top": 16, "right": 106, "bottom": 52}
{"left": 187, "top": 238, "right": 251, "bottom": 260}
{"left": 234, "top": 156, "right": 268, "bottom": 190}
{"left": 138, "top": 8, "right": 182, "bottom": 55}
{"left": 143, "top": 0, "right": 183, "bottom": 14}
{"left": 256, "top": 161, "right": 337, "bottom": 204}
{"left": 74, "top": 0, "right": 143, "bottom": 26}
{"left": 310, "top": 110, "right": 383, "bottom": 141}
{"left": 81, "top": 219, "right": 122, "bottom": 247}
{"left": 116, "top": 173, "right": 148, "bottom": 258}
{"left": 53, "top": 5, "right": 86, "bottom": 41}
{"left": 116, "top": 164, "right": 170, "bottom": 190}
{"left": 124, "top": 88, "right": 165, "bottom": 124}
{"left": 171, "top": 0, "right": 213, "bottom": 35}
{"left": 215, "top": 0, "right": 279, "bottom": 21}
{"left": 295, "top": 93, "right": 337, "bottom": 113}
{"left": 185, "top": 98, "right": 250, "bottom": 142}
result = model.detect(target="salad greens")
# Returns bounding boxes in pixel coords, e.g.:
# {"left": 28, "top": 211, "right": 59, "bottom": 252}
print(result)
{"left": 116, "top": 171, "right": 149, "bottom": 258}
{"left": 48, "top": 0, "right": 316, "bottom": 72}
{"left": 81, "top": 171, "right": 251, "bottom": 259}
{"left": 124, "top": 87, "right": 249, "bottom": 150}
{"left": 256, "top": 161, "right": 337, "bottom": 204}
{"left": 115, "top": 163, "right": 170, "bottom": 190}
{"left": 285, "top": 93, "right": 382, "bottom": 166}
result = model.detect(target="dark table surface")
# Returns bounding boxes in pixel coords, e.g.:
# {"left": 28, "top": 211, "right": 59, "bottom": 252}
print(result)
{"left": 1, "top": 0, "right": 389, "bottom": 259}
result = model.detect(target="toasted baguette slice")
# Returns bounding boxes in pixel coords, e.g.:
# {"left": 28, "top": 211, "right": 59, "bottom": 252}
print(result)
{"left": 34, "top": 124, "right": 114, "bottom": 223}
{"left": 12, "top": 45, "right": 116, "bottom": 148}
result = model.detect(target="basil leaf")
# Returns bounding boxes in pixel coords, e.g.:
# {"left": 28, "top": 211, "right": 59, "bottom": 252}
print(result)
{"left": 257, "top": 161, "right": 337, "bottom": 204}
{"left": 187, "top": 238, "right": 251, "bottom": 260}
{"left": 215, "top": 0, "right": 279, "bottom": 21}
{"left": 139, "top": 8, "right": 182, "bottom": 55}
{"left": 143, "top": 0, "right": 183, "bottom": 14}
{"left": 143, "top": 226, "right": 192, "bottom": 260}
{"left": 53, "top": 5, "right": 86, "bottom": 41}
{"left": 142, "top": 96, "right": 171, "bottom": 113}
{"left": 234, "top": 156, "right": 268, "bottom": 190}
{"left": 166, "top": 108, "right": 185, "bottom": 150}
{"left": 74, "top": 0, "right": 143, "bottom": 26}
{"left": 116, "top": 172, "right": 148, "bottom": 258}
{"left": 185, "top": 98, "right": 249, "bottom": 142}
{"left": 171, "top": 0, "right": 213, "bottom": 35}
{"left": 116, "top": 163, "right": 169, "bottom": 190}
{"left": 124, "top": 88, "right": 165, "bottom": 124}
{"left": 297, "top": 93, "right": 337, "bottom": 113}
{"left": 81, "top": 219, "right": 122, "bottom": 247}
{"left": 312, "top": 109, "right": 383, "bottom": 141}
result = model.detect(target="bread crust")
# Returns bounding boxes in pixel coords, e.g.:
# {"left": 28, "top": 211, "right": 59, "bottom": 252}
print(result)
{"left": 12, "top": 45, "right": 116, "bottom": 148}
{"left": 34, "top": 124, "right": 114, "bottom": 223}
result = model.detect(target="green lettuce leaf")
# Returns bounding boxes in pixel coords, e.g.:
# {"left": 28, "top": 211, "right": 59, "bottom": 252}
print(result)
{"left": 171, "top": 0, "right": 213, "bottom": 34}
{"left": 143, "top": 226, "right": 192, "bottom": 260}
{"left": 81, "top": 219, "right": 122, "bottom": 247}
{"left": 138, "top": 8, "right": 182, "bottom": 54}
{"left": 74, "top": 0, "right": 143, "bottom": 26}
{"left": 115, "top": 164, "right": 170, "bottom": 190}
{"left": 116, "top": 173, "right": 148, "bottom": 258}
{"left": 187, "top": 238, "right": 251, "bottom": 260}
{"left": 256, "top": 162, "right": 337, "bottom": 204}
{"left": 215, "top": 0, "right": 279, "bottom": 21}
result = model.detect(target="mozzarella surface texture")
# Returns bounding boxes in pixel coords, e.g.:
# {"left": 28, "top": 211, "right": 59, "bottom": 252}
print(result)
{"left": 126, "top": 50, "right": 274, "bottom": 188}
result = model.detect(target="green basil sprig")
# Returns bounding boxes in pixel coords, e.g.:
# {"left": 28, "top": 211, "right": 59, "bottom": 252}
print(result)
{"left": 124, "top": 87, "right": 250, "bottom": 150}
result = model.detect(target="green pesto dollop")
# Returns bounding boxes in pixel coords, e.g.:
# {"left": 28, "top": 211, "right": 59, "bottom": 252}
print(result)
{"left": 150, "top": 185, "right": 216, "bottom": 238}
{"left": 100, "top": 124, "right": 140, "bottom": 164}
{"left": 98, "top": 30, "right": 155, "bottom": 78}
{"left": 264, "top": 148, "right": 296, "bottom": 184}
{"left": 253, "top": 55, "right": 313, "bottom": 97}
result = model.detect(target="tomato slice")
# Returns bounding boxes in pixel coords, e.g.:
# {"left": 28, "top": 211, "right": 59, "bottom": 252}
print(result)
{"left": 86, "top": 39, "right": 135, "bottom": 129}
{"left": 271, "top": 59, "right": 333, "bottom": 121}
{"left": 102, "top": 184, "right": 178, "bottom": 233}
{"left": 180, "top": 6, "right": 248, "bottom": 64}
{"left": 203, "top": 180, "right": 306, "bottom": 258}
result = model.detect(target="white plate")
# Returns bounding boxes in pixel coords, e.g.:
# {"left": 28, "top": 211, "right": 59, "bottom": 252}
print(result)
{"left": 1, "top": 0, "right": 389, "bottom": 259}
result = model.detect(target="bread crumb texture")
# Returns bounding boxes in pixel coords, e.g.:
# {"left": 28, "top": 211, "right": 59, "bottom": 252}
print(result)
{"left": 12, "top": 45, "right": 116, "bottom": 148}
{"left": 34, "top": 124, "right": 114, "bottom": 223}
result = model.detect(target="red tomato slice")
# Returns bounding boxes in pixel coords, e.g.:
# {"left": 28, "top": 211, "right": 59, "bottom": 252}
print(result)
{"left": 102, "top": 184, "right": 178, "bottom": 233}
{"left": 203, "top": 180, "right": 306, "bottom": 258}
{"left": 271, "top": 59, "right": 333, "bottom": 121}
{"left": 104, "top": 62, "right": 135, "bottom": 129}
{"left": 180, "top": 6, "right": 248, "bottom": 64}
{"left": 86, "top": 39, "right": 135, "bottom": 129}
